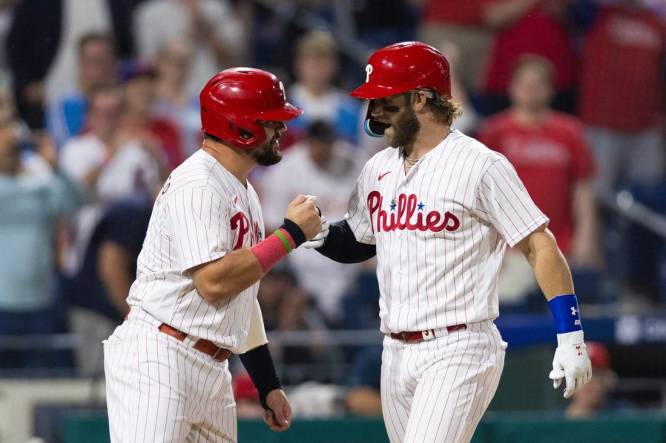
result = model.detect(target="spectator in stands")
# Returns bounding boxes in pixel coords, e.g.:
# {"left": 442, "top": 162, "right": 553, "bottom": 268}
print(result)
{"left": 7, "top": 0, "right": 144, "bottom": 129}
{"left": 0, "top": 1, "right": 18, "bottom": 76}
{"left": 578, "top": 0, "right": 665, "bottom": 198}
{"left": 63, "top": 197, "right": 151, "bottom": 376}
{"left": 288, "top": 31, "right": 361, "bottom": 146}
{"left": 153, "top": 40, "right": 202, "bottom": 157}
{"left": 0, "top": 127, "right": 83, "bottom": 369}
{"left": 258, "top": 120, "right": 363, "bottom": 323}
{"left": 478, "top": 56, "right": 600, "bottom": 305}
{"left": 117, "top": 61, "right": 183, "bottom": 172}
{"left": 566, "top": 342, "right": 617, "bottom": 418}
{"left": 46, "top": 32, "right": 119, "bottom": 148}
{"left": 59, "top": 85, "right": 161, "bottom": 275}
{"left": 480, "top": 0, "right": 578, "bottom": 114}
{"left": 418, "top": 0, "right": 490, "bottom": 97}
{"left": 134, "top": 0, "right": 245, "bottom": 98}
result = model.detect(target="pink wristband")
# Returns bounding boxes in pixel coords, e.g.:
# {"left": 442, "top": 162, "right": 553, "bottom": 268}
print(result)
{"left": 250, "top": 228, "right": 296, "bottom": 273}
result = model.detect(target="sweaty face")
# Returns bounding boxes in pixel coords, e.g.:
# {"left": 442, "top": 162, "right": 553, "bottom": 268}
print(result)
{"left": 248, "top": 120, "right": 286, "bottom": 166}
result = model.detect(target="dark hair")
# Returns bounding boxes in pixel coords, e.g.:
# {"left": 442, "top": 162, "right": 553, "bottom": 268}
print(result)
{"left": 203, "top": 132, "right": 224, "bottom": 144}
{"left": 421, "top": 91, "right": 462, "bottom": 126}
{"left": 306, "top": 120, "right": 336, "bottom": 143}
{"left": 78, "top": 32, "right": 117, "bottom": 56}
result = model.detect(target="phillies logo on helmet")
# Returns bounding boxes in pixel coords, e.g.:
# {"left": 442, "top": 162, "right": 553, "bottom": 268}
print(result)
{"left": 367, "top": 191, "right": 460, "bottom": 233}
{"left": 365, "top": 64, "right": 373, "bottom": 83}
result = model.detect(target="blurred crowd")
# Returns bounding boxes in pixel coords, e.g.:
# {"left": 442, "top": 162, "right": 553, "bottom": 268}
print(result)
{"left": 0, "top": 0, "right": 665, "bottom": 418}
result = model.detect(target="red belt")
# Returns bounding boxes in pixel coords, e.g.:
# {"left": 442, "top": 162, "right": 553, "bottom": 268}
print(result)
{"left": 158, "top": 323, "right": 231, "bottom": 362}
{"left": 390, "top": 324, "right": 467, "bottom": 343}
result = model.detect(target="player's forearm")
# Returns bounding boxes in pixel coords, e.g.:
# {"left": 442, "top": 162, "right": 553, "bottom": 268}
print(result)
{"left": 193, "top": 248, "right": 265, "bottom": 303}
{"left": 193, "top": 221, "right": 306, "bottom": 303}
{"left": 522, "top": 229, "right": 574, "bottom": 300}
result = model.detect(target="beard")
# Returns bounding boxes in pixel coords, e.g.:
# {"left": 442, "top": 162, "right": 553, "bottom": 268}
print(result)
{"left": 386, "top": 107, "right": 420, "bottom": 150}
{"left": 249, "top": 135, "right": 282, "bottom": 166}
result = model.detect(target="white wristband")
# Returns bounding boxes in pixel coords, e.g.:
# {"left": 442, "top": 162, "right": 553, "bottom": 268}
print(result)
{"left": 556, "top": 330, "right": 585, "bottom": 346}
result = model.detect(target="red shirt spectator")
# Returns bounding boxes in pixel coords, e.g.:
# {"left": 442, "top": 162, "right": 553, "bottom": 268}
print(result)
{"left": 482, "top": 0, "right": 577, "bottom": 94}
{"left": 478, "top": 111, "right": 594, "bottom": 253}
{"left": 422, "top": 0, "right": 483, "bottom": 26}
{"left": 579, "top": 5, "right": 666, "bottom": 132}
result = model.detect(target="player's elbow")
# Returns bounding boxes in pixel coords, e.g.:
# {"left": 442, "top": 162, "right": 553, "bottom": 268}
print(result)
{"left": 195, "top": 280, "right": 235, "bottom": 303}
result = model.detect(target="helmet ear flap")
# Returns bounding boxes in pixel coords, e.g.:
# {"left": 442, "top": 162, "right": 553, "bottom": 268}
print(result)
{"left": 363, "top": 101, "right": 390, "bottom": 137}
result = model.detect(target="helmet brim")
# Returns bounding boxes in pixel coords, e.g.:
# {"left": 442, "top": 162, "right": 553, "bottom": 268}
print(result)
{"left": 350, "top": 82, "right": 406, "bottom": 99}
{"left": 259, "top": 102, "right": 304, "bottom": 121}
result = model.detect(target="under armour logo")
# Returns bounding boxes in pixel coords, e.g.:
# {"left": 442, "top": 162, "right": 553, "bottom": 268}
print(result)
{"left": 365, "top": 64, "right": 373, "bottom": 83}
{"left": 575, "top": 345, "right": 583, "bottom": 356}
{"left": 571, "top": 307, "right": 578, "bottom": 316}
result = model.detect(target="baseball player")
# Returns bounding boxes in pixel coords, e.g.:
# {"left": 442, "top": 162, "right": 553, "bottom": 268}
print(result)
{"left": 103, "top": 67, "right": 321, "bottom": 442}
{"left": 305, "top": 42, "right": 592, "bottom": 442}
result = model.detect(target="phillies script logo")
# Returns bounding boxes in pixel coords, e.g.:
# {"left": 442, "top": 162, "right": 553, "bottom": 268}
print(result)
{"left": 367, "top": 191, "right": 460, "bottom": 233}
{"left": 230, "top": 212, "right": 261, "bottom": 250}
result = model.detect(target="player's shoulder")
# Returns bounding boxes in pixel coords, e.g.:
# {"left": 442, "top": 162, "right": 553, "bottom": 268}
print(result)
{"left": 450, "top": 130, "right": 506, "bottom": 165}
{"left": 165, "top": 150, "right": 225, "bottom": 196}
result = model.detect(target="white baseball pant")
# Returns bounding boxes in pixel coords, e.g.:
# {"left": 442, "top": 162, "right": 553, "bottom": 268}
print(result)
{"left": 104, "top": 309, "right": 237, "bottom": 442}
{"left": 381, "top": 320, "right": 506, "bottom": 443}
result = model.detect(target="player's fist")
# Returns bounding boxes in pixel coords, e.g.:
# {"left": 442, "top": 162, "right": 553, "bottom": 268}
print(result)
{"left": 262, "top": 388, "right": 292, "bottom": 432}
{"left": 549, "top": 331, "right": 592, "bottom": 399}
{"left": 302, "top": 215, "right": 330, "bottom": 249}
{"left": 285, "top": 194, "right": 321, "bottom": 240}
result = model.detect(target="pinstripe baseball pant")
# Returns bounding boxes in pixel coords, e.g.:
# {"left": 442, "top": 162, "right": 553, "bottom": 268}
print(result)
{"left": 104, "top": 309, "right": 237, "bottom": 442}
{"left": 381, "top": 320, "right": 506, "bottom": 443}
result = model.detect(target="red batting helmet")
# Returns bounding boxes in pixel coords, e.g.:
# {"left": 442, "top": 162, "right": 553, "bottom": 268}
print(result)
{"left": 350, "top": 41, "right": 451, "bottom": 100}
{"left": 350, "top": 42, "right": 451, "bottom": 137}
{"left": 200, "top": 68, "right": 303, "bottom": 149}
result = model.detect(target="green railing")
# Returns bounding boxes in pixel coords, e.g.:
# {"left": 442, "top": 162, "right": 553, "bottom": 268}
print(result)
{"left": 63, "top": 412, "right": 666, "bottom": 443}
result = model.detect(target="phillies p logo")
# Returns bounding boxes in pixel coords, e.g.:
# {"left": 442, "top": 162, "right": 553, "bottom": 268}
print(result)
{"left": 365, "top": 64, "right": 373, "bottom": 83}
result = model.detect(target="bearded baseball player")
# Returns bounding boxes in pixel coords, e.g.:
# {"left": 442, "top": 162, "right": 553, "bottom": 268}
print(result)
{"left": 305, "top": 42, "right": 592, "bottom": 442}
{"left": 103, "top": 67, "right": 321, "bottom": 442}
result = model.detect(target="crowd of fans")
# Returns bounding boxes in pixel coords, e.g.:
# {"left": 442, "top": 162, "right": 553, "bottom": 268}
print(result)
{"left": 0, "top": 0, "right": 665, "bottom": 418}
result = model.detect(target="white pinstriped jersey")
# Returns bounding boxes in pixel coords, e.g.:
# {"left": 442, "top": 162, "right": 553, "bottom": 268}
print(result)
{"left": 126, "top": 149, "right": 264, "bottom": 352}
{"left": 346, "top": 130, "right": 548, "bottom": 333}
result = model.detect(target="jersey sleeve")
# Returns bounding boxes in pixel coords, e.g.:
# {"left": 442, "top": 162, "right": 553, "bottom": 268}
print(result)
{"left": 167, "top": 186, "right": 232, "bottom": 272}
{"left": 475, "top": 157, "right": 549, "bottom": 247}
{"left": 344, "top": 163, "right": 376, "bottom": 245}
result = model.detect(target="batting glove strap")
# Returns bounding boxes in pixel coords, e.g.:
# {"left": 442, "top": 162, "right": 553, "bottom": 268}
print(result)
{"left": 239, "top": 344, "right": 282, "bottom": 410}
